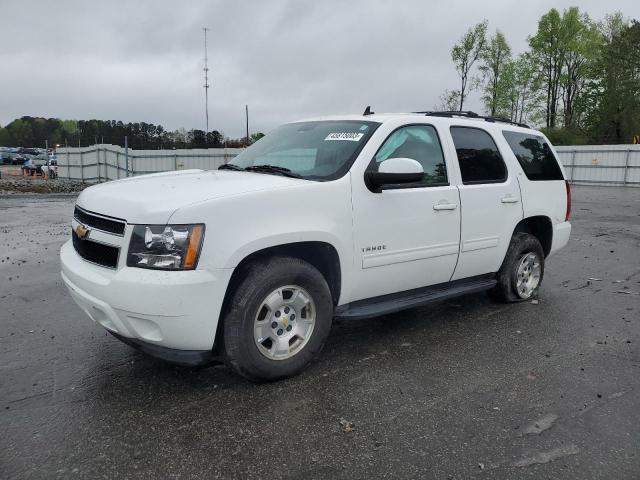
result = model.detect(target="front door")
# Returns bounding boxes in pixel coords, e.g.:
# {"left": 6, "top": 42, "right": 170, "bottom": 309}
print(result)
{"left": 350, "top": 124, "right": 461, "bottom": 302}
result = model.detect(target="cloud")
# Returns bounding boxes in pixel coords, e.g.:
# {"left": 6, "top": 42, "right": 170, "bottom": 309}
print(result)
{"left": 0, "top": 0, "right": 635, "bottom": 137}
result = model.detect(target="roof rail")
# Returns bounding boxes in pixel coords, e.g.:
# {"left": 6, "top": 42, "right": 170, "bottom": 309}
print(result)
{"left": 414, "top": 110, "right": 530, "bottom": 129}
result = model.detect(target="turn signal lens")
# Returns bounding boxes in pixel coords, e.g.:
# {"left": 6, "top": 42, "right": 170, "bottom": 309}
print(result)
{"left": 184, "top": 225, "right": 204, "bottom": 270}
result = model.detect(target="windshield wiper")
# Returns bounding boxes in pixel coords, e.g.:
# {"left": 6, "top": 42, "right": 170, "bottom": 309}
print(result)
{"left": 244, "top": 165, "right": 302, "bottom": 178}
{"left": 218, "top": 163, "right": 245, "bottom": 171}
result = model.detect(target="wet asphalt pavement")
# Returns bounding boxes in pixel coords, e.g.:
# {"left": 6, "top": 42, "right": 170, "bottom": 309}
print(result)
{"left": 1, "top": 186, "right": 639, "bottom": 479}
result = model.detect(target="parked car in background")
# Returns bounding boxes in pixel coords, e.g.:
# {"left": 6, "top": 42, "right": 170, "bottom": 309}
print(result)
{"left": 19, "top": 156, "right": 46, "bottom": 176}
{"left": 0, "top": 147, "right": 50, "bottom": 166}
{"left": 0, "top": 147, "right": 20, "bottom": 164}
{"left": 18, "top": 148, "right": 41, "bottom": 158}
{"left": 41, "top": 158, "right": 58, "bottom": 179}
{"left": 0, "top": 149, "right": 12, "bottom": 164}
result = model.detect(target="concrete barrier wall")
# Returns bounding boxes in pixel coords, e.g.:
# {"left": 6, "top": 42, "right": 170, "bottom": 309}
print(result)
{"left": 57, "top": 143, "right": 640, "bottom": 187}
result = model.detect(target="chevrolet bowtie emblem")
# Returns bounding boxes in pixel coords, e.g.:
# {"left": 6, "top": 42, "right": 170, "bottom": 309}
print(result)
{"left": 75, "top": 223, "right": 90, "bottom": 240}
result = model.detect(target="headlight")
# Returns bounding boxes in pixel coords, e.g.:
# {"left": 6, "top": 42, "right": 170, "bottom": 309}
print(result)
{"left": 127, "top": 224, "right": 204, "bottom": 270}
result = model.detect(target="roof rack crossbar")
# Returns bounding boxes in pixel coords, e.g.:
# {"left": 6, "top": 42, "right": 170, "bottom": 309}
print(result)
{"left": 413, "top": 110, "right": 530, "bottom": 129}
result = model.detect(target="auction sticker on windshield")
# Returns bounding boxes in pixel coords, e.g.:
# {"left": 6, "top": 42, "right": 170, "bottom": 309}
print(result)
{"left": 325, "top": 132, "right": 364, "bottom": 141}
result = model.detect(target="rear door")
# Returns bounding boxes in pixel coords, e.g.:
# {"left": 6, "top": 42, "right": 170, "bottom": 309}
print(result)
{"left": 448, "top": 126, "right": 523, "bottom": 280}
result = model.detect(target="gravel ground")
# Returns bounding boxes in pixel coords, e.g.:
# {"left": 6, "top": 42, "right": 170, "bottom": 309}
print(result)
{"left": 1, "top": 185, "right": 639, "bottom": 479}
{"left": 0, "top": 166, "right": 87, "bottom": 194}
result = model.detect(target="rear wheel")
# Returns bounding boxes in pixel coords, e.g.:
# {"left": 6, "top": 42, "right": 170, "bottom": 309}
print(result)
{"left": 222, "top": 256, "right": 333, "bottom": 382}
{"left": 491, "top": 233, "right": 545, "bottom": 303}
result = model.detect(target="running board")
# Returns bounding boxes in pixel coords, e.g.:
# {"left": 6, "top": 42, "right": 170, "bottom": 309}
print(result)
{"left": 334, "top": 275, "right": 497, "bottom": 320}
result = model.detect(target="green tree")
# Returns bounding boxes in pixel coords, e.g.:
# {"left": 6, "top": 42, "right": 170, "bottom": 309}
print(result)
{"left": 5, "top": 118, "right": 35, "bottom": 146}
{"left": 529, "top": 8, "right": 564, "bottom": 128}
{"left": 207, "top": 130, "right": 224, "bottom": 147}
{"left": 451, "top": 20, "right": 488, "bottom": 111}
{"left": 0, "top": 115, "right": 251, "bottom": 149}
{"left": 0, "top": 127, "right": 11, "bottom": 146}
{"left": 498, "top": 53, "right": 542, "bottom": 125}
{"left": 479, "top": 30, "right": 512, "bottom": 116}
{"left": 588, "top": 19, "right": 640, "bottom": 143}
{"left": 249, "top": 132, "right": 265, "bottom": 144}
{"left": 189, "top": 129, "right": 207, "bottom": 148}
{"left": 559, "top": 7, "right": 602, "bottom": 128}
{"left": 60, "top": 119, "right": 78, "bottom": 146}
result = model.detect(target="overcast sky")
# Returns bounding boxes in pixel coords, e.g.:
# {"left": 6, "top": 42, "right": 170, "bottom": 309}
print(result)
{"left": 0, "top": 0, "right": 636, "bottom": 138}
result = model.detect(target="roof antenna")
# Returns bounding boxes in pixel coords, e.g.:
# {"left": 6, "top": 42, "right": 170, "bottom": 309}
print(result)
{"left": 363, "top": 106, "right": 374, "bottom": 116}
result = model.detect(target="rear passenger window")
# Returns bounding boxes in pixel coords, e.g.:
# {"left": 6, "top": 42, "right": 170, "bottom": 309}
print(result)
{"left": 502, "top": 131, "right": 564, "bottom": 181}
{"left": 450, "top": 127, "right": 507, "bottom": 184}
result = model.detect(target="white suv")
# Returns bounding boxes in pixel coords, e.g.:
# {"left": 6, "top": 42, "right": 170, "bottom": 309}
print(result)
{"left": 60, "top": 110, "right": 571, "bottom": 381}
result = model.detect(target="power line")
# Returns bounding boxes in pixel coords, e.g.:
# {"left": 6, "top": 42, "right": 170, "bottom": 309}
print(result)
{"left": 203, "top": 27, "right": 210, "bottom": 134}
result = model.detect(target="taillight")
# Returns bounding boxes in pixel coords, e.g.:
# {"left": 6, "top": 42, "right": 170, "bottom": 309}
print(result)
{"left": 565, "top": 180, "right": 571, "bottom": 221}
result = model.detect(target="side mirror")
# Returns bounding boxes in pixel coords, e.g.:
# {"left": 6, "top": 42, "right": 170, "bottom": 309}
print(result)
{"left": 364, "top": 158, "right": 424, "bottom": 193}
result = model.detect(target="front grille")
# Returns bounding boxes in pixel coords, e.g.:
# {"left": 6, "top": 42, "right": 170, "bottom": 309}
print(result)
{"left": 74, "top": 206, "right": 126, "bottom": 236}
{"left": 72, "top": 230, "right": 120, "bottom": 268}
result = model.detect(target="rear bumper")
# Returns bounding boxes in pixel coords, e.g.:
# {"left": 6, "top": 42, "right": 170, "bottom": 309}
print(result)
{"left": 549, "top": 221, "right": 571, "bottom": 257}
{"left": 60, "top": 240, "right": 233, "bottom": 351}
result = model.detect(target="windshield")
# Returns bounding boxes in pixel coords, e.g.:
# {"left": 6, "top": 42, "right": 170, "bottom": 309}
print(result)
{"left": 229, "top": 120, "right": 380, "bottom": 181}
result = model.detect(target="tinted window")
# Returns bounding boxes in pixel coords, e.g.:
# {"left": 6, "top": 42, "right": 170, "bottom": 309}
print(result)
{"left": 371, "top": 125, "right": 447, "bottom": 186}
{"left": 450, "top": 127, "right": 507, "bottom": 184}
{"left": 502, "top": 131, "right": 564, "bottom": 181}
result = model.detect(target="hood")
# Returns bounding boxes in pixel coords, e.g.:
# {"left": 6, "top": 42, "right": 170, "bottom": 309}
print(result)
{"left": 76, "top": 169, "right": 306, "bottom": 224}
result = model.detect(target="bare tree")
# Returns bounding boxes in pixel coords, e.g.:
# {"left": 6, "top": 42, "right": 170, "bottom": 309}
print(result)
{"left": 434, "top": 89, "right": 461, "bottom": 111}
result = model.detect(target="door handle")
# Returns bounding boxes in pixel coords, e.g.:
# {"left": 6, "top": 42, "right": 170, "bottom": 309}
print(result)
{"left": 501, "top": 195, "right": 520, "bottom": 204}
{"left": 433, "top": 202, "right": 458, "bottom": 211}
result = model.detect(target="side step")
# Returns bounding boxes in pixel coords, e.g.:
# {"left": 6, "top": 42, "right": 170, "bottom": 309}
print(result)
{"left": 334, "top": 275, "right": 497, "bottom": 320}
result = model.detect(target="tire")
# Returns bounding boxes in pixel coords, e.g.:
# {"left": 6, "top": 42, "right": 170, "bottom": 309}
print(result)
{"left": 222, "top": 256, "right": 333, "bottom": 382}
{"left": 491, "top": 232, "right": 545, "bottom": 303}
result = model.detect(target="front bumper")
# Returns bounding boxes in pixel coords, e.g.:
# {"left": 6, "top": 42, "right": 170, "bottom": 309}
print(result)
{"left": 60, "top": 240, "right": 233, "bottom": 352}
{"left": 109, "top": 332, "right": 214, "bottom": 366}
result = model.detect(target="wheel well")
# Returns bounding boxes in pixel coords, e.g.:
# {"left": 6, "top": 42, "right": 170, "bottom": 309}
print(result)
{"left": 514, "top": 216, "right": 553, "bottom": 257}
{"left": 214, "top": 242, "right": 342, "bottom": 352}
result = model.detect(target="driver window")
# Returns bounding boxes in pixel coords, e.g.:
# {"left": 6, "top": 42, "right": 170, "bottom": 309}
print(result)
{"left": 371, "top": 125, "right": 448, "bottom": 186}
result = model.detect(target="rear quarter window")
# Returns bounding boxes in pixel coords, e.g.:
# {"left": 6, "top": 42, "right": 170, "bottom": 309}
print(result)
{"left": 502, "top": 131, "right": 564, "bottom": 181}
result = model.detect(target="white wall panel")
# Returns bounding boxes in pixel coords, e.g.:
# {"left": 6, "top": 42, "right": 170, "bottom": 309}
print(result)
{"left": 57, "top": 145, "right": 243, "bottom": 182}
{"left": 556, "top": 145, "right": 640, "bottom": 186}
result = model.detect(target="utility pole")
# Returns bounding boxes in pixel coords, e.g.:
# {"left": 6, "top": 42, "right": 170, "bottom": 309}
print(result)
{"left": 203, "top": 27, "right": 210, "bottom": 134}
{"left": 125, "top": 135, "right": 129, "bottom": 177}
{"left": 245, "top": 105, "right": 249, "bottom": 146}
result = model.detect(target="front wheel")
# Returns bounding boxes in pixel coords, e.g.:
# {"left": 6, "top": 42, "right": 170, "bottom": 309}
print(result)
{"left": 491, "top": 233, "right": 545, "bottom": 303}
{"left": 222, "top": 256, "right": 333, "bottom": 382}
